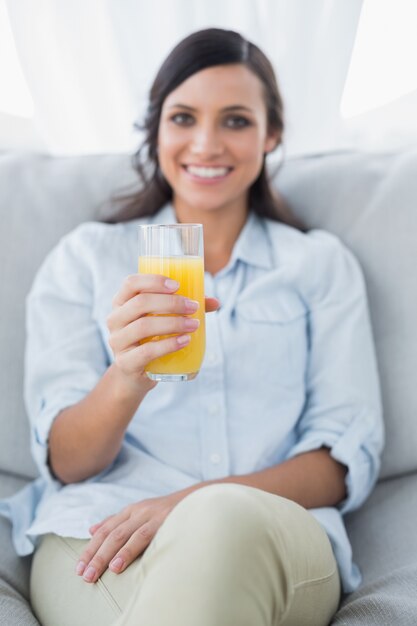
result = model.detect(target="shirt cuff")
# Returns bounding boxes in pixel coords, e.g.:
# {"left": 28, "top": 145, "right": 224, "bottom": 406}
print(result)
{"left": 30, "top": 392, "right": 87, "bottom": 483}
{"left": 286, "top": 410, "right": 381, "bottom": 514}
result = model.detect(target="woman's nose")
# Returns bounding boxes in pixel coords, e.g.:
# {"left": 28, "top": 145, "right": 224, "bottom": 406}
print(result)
{"left": 189, "top": 124, "right": 224, "bottom": 158}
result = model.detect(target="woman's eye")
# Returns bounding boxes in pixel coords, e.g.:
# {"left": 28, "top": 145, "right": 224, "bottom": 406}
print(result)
{"left": 170, "top": 113, "right": 194, "bottom": 126}
{"left": 224, "top": 116, "right": 251, "bottom": 129}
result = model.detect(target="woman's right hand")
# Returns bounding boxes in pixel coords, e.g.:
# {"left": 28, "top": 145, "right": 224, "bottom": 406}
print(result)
{"left": 107, "top": 274, "right": 203, "bottom": 392}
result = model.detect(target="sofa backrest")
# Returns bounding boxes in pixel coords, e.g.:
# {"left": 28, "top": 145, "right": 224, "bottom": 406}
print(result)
{"left": 0, "top": 149, "right": 416, "bottom": 481}
{"left": 0, "top": 153, "right": 135, "bottom": 479}
{"left": 277, "top": 149, "right": 417, "bottom": 480}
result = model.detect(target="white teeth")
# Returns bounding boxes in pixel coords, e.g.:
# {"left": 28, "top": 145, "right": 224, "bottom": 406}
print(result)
{"left": 186, "top": 165, "right": 230, "bottom": 178}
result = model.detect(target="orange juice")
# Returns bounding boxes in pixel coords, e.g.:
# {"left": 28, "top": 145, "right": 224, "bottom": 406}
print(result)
{"left": 138, "top": 255, "right": 205, "bottom": 378}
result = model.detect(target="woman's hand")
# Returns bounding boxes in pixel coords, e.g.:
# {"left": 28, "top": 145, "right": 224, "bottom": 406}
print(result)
{"left": 75, "top": 491, "right": 186, "bottom": 583}
{"left": 107, "top": 274, "right": 219, "bottom": 391}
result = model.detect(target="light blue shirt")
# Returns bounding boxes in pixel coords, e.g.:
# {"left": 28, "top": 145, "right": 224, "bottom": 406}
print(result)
{"left": 0, "top": 205, "right": 384, "bottom": 593}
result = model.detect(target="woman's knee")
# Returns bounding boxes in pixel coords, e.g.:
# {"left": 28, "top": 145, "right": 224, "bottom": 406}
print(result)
{"left": 159, "top": 483, "right": 288, "bottom": 554}
{"left": 157, "top": 484, "right": 333, "bottom": 579}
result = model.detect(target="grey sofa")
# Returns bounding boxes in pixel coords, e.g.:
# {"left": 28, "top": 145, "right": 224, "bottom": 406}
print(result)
{"left": 1, "top": 149, "right": 417, "bottom": 625}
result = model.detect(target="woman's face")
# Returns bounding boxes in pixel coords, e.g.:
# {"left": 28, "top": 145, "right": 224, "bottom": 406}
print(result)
{"left": 157, "top": 64, "right": 279, "bottom": 217}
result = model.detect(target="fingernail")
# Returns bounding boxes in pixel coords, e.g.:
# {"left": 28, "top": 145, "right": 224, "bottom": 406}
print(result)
{"left": 165, "top": 279, "right": 179, "bottom": 290}
{"left": 110, "top": 556, "right": 124, "bottom": 572}
{"left": 177, "top": 334, "right": 191, "bottom": 346}
{"left": 75, "top": 560, "right": 86, "bottom": 576}
{"left": 83, "top": 566, "right": 96, "bottom": 582}
{"left": 184, "top": 318, "right": 200, "bottom": 330}
{"left": 184, "top": 299, "right": 199, "bottom": 312}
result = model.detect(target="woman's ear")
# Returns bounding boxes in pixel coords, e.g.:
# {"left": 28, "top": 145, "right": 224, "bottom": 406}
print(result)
{"left": 264, "top": 130, "right": 281, "bottom": 155}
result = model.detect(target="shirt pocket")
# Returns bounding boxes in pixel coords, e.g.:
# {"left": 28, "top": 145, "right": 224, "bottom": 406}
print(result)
{"left": 237, "top": 289, "right": 306, "bottom": 323}
{"left": 234, "top": 290, "right": 308, "bottom": 388}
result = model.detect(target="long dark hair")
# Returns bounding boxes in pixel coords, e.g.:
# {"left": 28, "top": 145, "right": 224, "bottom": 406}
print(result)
{"left": 110, "top": 28, "right": 304, "bottom": 231}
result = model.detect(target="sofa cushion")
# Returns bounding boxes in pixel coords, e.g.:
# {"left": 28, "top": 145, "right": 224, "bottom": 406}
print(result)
{"left": 0, "top": 152, "right": 133, "bottom": 478}
{"left": 345, "top": 472, "right": 417, "bottom": 585}
{"left": 0, "top": 472, "right": 40, "bottom": 625}
{"left": 276, "top": 149, "right": 417, "bottom": 479}
{"left": 332, "top": 564, "right": 417, "bottom": 625}
{"left": 329, "top": 472, "right": 417, "bottom": 624}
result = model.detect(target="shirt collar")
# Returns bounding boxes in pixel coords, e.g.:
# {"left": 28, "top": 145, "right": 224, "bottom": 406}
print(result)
{"left": 151, "top": 204, "right": 177, "bottom": 225}
{"left": 153, "top": 204, "right": 274, "bottom": 271}
{"left": 229, "top": 211, "right": 273, "bottom": 270}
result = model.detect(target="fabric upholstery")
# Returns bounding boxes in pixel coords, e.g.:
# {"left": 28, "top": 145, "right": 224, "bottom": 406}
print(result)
{"left": 0, "top": 152, "right": 134, "bottom": 479}
{"left": 0, "top": 474, "right": 39, "bottom": 625}
{"left": 276, "top": 149, "right": 417, "bottom": 479}
{"left": 345, "top": 472, "right": 417, "bottom": 586}
{"left": 330, "top": 473, "right": 417, "bottom": 624}
{"left": 333, "top": 564, "right": 417, "bottom": 625}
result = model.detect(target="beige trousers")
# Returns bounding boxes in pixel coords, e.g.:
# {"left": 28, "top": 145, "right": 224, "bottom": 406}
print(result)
{"left": 30, "top": 484, "right": 341, "bottom": 626}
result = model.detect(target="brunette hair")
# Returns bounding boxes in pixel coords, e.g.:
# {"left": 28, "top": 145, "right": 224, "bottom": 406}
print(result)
{"left": 110, "top": 27, "right": 304, "bottom": 230}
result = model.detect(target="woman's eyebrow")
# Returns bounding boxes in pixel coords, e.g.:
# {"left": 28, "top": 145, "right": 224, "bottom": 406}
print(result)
{"left": 167, "top": 103, "right": 254, "bottom": 112}
{"left": 222, "top": 105, "right": 254, "bottom": 113}
{"left": 167, "top": 104, "right": 196, "bottom": 110}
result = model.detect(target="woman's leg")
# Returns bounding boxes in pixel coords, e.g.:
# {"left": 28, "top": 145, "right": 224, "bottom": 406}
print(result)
{"left": 115, "top": 484, "right": 340, "bottom": 626}
{"left": 30, "top": 533, "right": 143, "bottom": 626}
{"left": 31, "top": 484, "right": 341, "bottom": 626}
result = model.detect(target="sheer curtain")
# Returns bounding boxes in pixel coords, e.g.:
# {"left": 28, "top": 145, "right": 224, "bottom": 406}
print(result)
{"left": 340, "top": 0, "right": 417, "bottom": 152}
{"left": 5, "top": 0, "right": 363, "bottom": 156}
{"left": 0, "top": 0, "right": 44, "bottom": 150}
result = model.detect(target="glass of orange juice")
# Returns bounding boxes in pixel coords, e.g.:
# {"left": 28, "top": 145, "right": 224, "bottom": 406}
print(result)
{"left": 138, "top": 223, "right": 205, "bottom": 382}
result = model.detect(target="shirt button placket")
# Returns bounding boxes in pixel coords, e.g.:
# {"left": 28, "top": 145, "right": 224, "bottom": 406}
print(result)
{"left": 200, "top": 275, "right": 229, "bottom": 480}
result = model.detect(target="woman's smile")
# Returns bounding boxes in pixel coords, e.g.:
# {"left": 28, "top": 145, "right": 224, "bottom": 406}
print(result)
{"left": 181, "top": 163, "right": 234, "bottom": 183}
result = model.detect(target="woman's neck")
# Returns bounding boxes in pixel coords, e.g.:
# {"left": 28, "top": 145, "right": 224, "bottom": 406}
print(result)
{"left": 174, "top": 202, "right": 249, "bottom": 275}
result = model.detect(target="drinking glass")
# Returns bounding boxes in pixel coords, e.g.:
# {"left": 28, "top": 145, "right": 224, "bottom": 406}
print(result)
{"left": 138, "top": 223, "right": 205, "bottom": 381}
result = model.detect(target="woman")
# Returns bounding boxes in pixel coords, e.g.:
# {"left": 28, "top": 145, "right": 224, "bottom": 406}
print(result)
{"left": 2, "top": 28, "right": 383, "bottom": 626}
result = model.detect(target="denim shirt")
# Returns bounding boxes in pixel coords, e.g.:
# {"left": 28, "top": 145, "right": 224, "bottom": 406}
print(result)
{"left": 0, "top": 205, "right": 384, "bottom": 593}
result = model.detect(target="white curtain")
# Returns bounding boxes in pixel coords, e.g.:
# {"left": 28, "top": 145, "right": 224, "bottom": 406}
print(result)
{"left": 340, "top": 0, "right": 417, "bottom": 152}
{"left": 5, "top": 0, "right": 365, "bottom": 156}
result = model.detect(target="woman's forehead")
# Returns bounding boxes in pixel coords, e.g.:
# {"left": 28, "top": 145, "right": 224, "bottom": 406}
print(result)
{"left": 162, "top": 64, "right": 266, "bottom": 111}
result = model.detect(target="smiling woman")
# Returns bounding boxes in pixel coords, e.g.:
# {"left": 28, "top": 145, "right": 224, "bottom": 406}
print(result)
{"left": 2, "top": 26, "right": 383, "bottom": 626}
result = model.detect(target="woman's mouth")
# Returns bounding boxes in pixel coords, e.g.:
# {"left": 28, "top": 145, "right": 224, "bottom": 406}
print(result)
{"left": 182, "top": 165, "right": 233, "bottom": 181}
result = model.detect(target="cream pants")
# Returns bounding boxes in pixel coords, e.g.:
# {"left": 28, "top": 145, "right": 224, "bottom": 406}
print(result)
{"left": 30, "top": 484, "right": 340, "bottom": 626}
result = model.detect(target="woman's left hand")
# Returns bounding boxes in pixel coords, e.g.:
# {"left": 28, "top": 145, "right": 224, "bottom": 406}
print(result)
{"left": 75, "top": 491, "right": 187, "bottom": 583}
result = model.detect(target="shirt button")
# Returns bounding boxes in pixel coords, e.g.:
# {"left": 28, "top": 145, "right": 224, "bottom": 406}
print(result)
{"left": 210, "top": 453, "right": 221, "bottom": 464}
{"left": 208, "top": 404, "right": 220, "bottom": 416}
{"left": 207, "top": 353, "right": 217, "bottom": 365}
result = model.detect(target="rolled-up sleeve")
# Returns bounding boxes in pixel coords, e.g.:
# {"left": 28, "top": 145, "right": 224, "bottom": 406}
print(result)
{"left": 24, "top": 224, "right": 110, "bottom": 482}
{"left": 287, "top": 231, "right": 384, "bottom": 514}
